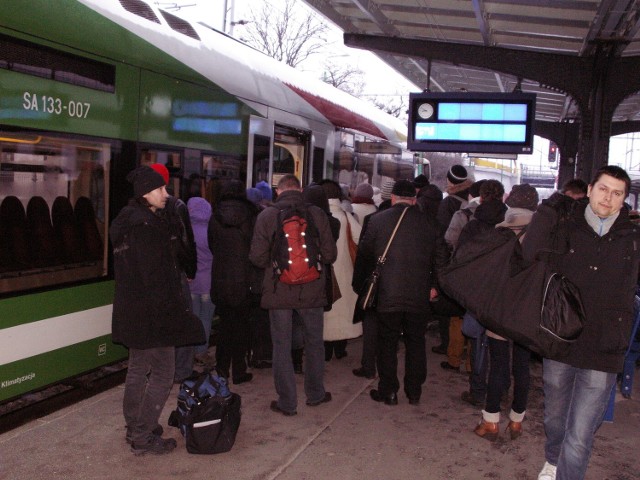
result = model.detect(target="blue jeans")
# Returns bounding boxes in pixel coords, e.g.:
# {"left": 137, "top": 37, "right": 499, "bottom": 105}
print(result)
{"left": 468, "top": 333, "right": 488, "bottom": 401}
{"left": 270, "top": 307, "right": 326, "bottom": 412}
{"left": 191, "top": 293, "right": 215, "bottom": 355}
{"left": 543, "top": 359, "right": 616, "bottom": 480}
{"left": 123, "top": 347, "right": 175, "bottom": 444}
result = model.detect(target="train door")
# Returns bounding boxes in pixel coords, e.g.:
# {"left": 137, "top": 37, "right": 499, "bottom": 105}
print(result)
{"left": 247, "top": 116, "right": 273, "bottom": 189}
{"left": 247, "top": 117, "right": 312, "bottom": 189}
{"left": 273, "top": 124, "right": 311, "bottom": 188}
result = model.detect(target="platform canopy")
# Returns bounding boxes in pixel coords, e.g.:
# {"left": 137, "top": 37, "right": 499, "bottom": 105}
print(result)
{"left": 303, "top": 0, "right": 640, "bottom": 182}
{"left": 304, "top": 0, "right": 640, "bottom": 124}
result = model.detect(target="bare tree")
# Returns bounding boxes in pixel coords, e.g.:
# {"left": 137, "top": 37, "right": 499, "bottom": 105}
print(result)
{"left": 242, "top": 0, "right": 329, "bottom": 68}
{"left": 321, "top": 61, "right": 365, "bottom": 96}
{"left": 367, "top": 95, "right": 409, "bottom": 121}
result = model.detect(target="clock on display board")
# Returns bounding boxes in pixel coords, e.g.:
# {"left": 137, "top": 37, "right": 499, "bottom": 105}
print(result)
{"left": 417, "top": 102, "right": 435, "bottom": 119}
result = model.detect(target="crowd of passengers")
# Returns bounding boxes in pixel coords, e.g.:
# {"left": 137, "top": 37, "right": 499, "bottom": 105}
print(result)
{"left": 110, "top": 162, "right": 640, "bottom": 480}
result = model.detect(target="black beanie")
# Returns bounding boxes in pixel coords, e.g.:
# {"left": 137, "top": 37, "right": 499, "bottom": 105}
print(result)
{"left": 447, "top": 165, "right": 468, "bottom": 184}
{"left": 391, "top": 179, "right": 417, "bottom": 198}
{"left": 412, "top": 174, "right": 429, "bottom": 189}
{"left": 126, "top": 165, "right": 166, "bottom": 198}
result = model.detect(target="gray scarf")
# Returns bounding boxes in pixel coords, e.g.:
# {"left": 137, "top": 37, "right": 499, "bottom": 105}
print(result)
{"left": 584, "top": 204, "right": 619, "bottom": 236}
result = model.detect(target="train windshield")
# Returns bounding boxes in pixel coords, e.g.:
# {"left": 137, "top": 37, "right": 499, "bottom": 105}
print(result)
{"left": 0, "top": 131, "right": 109, "bottom": 295}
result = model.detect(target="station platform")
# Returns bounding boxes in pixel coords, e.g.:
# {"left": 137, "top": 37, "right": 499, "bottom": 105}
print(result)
{"left": 1, "top": 331, "right": 638, "bottom": 480}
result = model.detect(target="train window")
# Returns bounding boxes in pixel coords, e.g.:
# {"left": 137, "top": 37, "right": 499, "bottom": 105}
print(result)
{"left": 0, "top": 132, "right": 110, "bottom": 295}
{"left": 203, "top": 153, "right": 245, "bottom": 207}
{"left": 0, "top": 33, "right": 116, "bottom": 93}
{"left": 251, "top": 135, "right": 271, "bottom": 187}
{"left": 341, "top": 132, "right": 354, "bottom": 148}
{"left": 312, "top": 147, "right": 325, "bottom": 184}
{"left": 272, "top": 145, "right": 296, "bottom": 180}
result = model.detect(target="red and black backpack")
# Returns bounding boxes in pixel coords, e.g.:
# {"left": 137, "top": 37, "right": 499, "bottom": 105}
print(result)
{"left": 272, "top": 205, "right": 322, "bottom": 285}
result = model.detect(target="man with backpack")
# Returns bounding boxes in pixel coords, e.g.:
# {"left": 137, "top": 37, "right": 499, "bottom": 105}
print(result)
{"left": 249, "top": 174, "right": 337, "bottom": 416}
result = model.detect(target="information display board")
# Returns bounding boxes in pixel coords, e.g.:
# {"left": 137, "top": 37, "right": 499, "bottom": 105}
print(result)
{"left": 408, "top": 92, "right": 536, "bottom": 154}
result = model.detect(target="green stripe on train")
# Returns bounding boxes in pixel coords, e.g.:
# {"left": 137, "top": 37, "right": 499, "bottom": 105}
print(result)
{"left": 0, "top": 334, "right": 127, "bottom": 403}
{"left": 0, "top": 281, "right": 114, "bottom": 329}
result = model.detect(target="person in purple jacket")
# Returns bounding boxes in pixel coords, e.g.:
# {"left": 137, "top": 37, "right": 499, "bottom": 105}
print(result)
{"left": 187, "top": 197, "right": 216, "bottom": 367}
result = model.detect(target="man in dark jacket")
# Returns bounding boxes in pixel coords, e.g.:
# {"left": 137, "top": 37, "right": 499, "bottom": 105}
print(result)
{"left": 111, "top": 165, "right": 204, "bottom": 455}
{"left": 249, "top": 174, "right": 337, "bottom": 416}
{"left": 359, "top": 180, "right": 439, "bottom": 405}
{"left": 150, "top": 163, "right": 198, "bottom": 383}
{"left": 523, "top": 165, "right": 640, "bottom": 480}
{"left": 208, "top": 180, "right": 259, "bottom": 384}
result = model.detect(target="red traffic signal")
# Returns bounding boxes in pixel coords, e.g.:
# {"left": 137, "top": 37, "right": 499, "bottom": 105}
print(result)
{"left": 548, "top": 142, "right": 558, "bottom": 162}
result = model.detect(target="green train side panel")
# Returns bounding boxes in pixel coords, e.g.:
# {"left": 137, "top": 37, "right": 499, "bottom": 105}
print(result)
{"left": 0, "top": 335, "right": 127, "bottom": 403}
{"left": 0, "top": 282, "right": 115, "bottom": 329}
{"left": 0, "top": 66, "right": 140, "bottom": 140}
{"left": 0, "top": 1, "right": 211, "bottom": 89}
{"left": 138, "top": 70, "right": 252, "bottom": 155}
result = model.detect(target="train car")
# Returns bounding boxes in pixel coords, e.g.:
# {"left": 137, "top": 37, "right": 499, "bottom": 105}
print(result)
{"left": 0, "top": 0, "right": 412, "bottom": 403}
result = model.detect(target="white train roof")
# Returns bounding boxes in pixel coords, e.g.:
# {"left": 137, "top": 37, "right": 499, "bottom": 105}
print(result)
{"left": 78, "top": 0, "right": 407, "bottom": 145}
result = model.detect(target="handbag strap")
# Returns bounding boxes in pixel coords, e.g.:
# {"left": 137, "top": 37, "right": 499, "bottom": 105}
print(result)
{"left": 379, "top": 206, "right": 409, "bottom": 264}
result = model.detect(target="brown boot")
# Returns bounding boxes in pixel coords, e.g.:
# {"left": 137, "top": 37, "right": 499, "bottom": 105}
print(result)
{"left": 474, "top": 420, "right": 499, "bottom": 441}
{"left": 506, "top": 420, "right": 522, "bottom": 440}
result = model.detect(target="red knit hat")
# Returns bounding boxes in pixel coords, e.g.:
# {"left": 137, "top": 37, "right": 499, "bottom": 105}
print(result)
{"left": 150, "top": 163, "right": 169, "bottom": 185}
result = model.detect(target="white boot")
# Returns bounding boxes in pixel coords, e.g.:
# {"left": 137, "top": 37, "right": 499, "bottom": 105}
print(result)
{"left": 537, "top": 461, "right": 557, "bottom": 480}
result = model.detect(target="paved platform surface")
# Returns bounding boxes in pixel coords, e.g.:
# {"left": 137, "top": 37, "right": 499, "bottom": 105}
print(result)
{"left": 1, "top": 331, "right": 639, "bottom": 480}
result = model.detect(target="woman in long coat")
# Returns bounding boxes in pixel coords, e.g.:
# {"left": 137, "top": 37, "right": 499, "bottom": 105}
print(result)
{"left": 320, "top": 180, "right": 363, "bottom": 360}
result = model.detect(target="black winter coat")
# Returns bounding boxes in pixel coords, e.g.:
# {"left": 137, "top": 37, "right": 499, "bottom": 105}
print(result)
{"left": 110, "top": 201, "right": 205, "bottom": 349}
{"left": 522, "top": 197, "right": 640, "bottom": 372}
{"left": 358, "top": 203, "right": 438, "bottom": 314}
{"left": 208, "top": 197, "right": 259, "bottom": 307}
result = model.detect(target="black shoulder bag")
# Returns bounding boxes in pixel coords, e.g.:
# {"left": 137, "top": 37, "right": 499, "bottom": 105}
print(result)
{"left": 438, "top": 226, "right": 585, "bottom": 359}
{"left": 359, "top": 207, "right": 409, "bottom": 310}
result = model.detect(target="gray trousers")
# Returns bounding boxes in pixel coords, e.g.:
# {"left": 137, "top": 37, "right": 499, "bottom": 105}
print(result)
{"left": 123, "top": 347, "right": 175, "bottom": 445}
{"left": 270, "top": 307, "right": 326, "bottom": 412}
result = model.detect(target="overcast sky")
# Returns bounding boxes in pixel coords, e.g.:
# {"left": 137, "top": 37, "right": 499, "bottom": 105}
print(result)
{"left": 164, "top": 0, "right": 419, "bottom": 99}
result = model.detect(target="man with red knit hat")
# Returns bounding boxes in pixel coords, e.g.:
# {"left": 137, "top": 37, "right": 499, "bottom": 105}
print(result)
{"left": 150, "top": 163, "right": 199, "bottom": 383}
{"left": 111, "top": 165, "right": 204, "bottom": 455}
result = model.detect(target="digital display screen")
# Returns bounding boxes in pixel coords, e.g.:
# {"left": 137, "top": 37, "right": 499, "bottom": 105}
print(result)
{"left": 407, "top": 92, "right": 536, "bottom": 154}
{"left": 437, "top": 103, "right": 528, "bottom": 122}
{"left": 414, "top": 123, "right": 527, "bottom": 142}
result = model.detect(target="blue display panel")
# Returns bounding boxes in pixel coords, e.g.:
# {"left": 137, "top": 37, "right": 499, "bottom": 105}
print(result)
{"left": 408, "top": 92, "right": 536, "bottom": 154}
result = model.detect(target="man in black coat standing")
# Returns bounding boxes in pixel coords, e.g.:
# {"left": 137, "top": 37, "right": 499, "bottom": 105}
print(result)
{"left": 150, "top": 163, "right": 198, "bottom": 384}
{"left": 111, "top": 165, "right": 204, "bottom": 455}
{"left": 523, "top": 165, "right": 640, "bottom": 480}
{"left": 358, "top": 180, "right": 439, "bottom": 405}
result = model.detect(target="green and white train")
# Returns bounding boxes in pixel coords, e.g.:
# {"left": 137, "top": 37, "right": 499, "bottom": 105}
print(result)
{"left": 0, "top": 0, "right": 412, "bottom": 403}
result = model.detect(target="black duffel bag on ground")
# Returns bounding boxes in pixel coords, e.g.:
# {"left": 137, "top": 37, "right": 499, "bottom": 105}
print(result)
{"left": 181, "top": 392, "right": 241, "bottom": 455}
{"left": 168, "top": 371, "right": 242, "bottom": 454}
{"left": 438, "top": 227, "right": 585, "bottom": 359}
